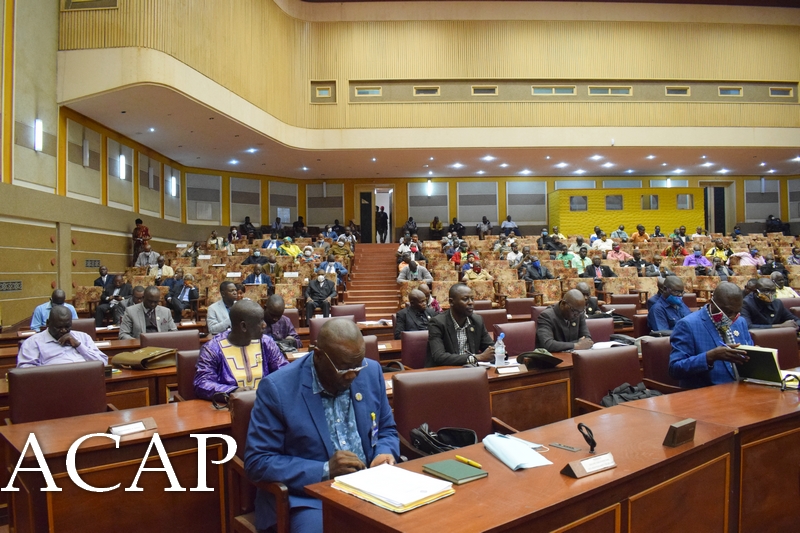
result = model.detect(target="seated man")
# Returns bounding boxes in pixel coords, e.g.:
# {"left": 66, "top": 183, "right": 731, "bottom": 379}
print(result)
{"left": 705, "top": 239, "right": 731, "bottom": 261}
{"left": 500, "top": 215, "right": 522, "bottom": 237}
{"left": 331, "top": 219, "right": 345, "bottom": 236}
{"left": 299, "top": 246, "right": 320, "bottom": 265}
{"left": 729, "top": 247, "right": 766, "bottom": 267}
{"left": 505, "top": 242, "right": 523, "bottom": 265}
{"left": 18, "top": 305, "right": 108, "bottom": 367}
{"left": 580, "top": 256, "right": 617, "bottom": 290}
{"left": 590, "top": 231, "right": 613, "bottom": 252}
{"left": 264, "top": 294, "right": 302, "bottom": 346}
{"left": 610, "top": 225, "right": 629, "bottom": 241}
{"left": 166, "top": 274, "right": 199, "bottom": 322}
{"left": 788, "top": 247, "right": 800, "bottom": 266}
{"left": 648, "top": 276, "right": 691, "bottom": 333}
{"left": 319, "top": 255, "right": 349, "bottom": 286}
{"left": 575, "top": 281, "right": 604, "bottom": 317}
{"left": 669, "top": 282, "right": 753, "bottom": 389}
{"left": 624, "top": 248, "right": 650, "bottom": 275}
{"left": 263, "top": 256, "right": 283, "bottom": 284}
{"left": 630, "top": 225, "right": 649, "bottom": 243}
{"left": 644, "top": 255, "right": 673, "bottom": 279}
{"left": 147, "top": 256, "right": 174, "bottom": 286}
{"left": 536, "top": 289, "right": 594, "bottom": 352}
{"left": 261, "top": 233, "right": 282, "bottom": 250}
{"left": 207, "top": 230, "right": 224, "bottom": 250}
{"left": 244, "top": 264, "right": 274, "bottom": 289}
{"left": 182, "top": 241, "right": 202, "bottom": 267}
{"left": 397, "top": 260, "right": 433, "bottom": 283}
{"left": 662, "top": 238, "right": 689, "bottom": 258}
{"left": 518, "top": 256, "right": 554, "bottom": 281}
{"left": 245, "top": 319, "right": 399, "bottom": 533}
{"left": 646, "top": 277, "right": 666, "bottom": 310}
{"left": 771, "top": 271, "right": 799, "bottom": 299}
{"left": 94, "top": 275, "right": 133, "bottom": 326}
{"left": 31, "top": 290, "right": 79, "bottom": 332}
{"left": 134, "top": 243, "right": 161, "bottom": 267}
{"left": 571, "top": 247, "right": 592, "bottom": 276}
{"left": 207, "top": 281, "right": 239, "bottom": 335}
{"left": 162, "top": 268, "right": 184, "bottom": 291}
{"left": 113, "top": 285, "right": 145, "bottom": 325}
{"left": 652, "top": 226, "right": 665, "bottom": 238}
{"left": 568, "top": 236, "right": 589, "bottom": 255}
{"left": 321, "top": 225, "right": 338, "bottom": 240}
{"left": 429, "top": 216, "right": 443, "bottom": 240}
{"left": 448, "top": 217, "right": 466, "bottom": 238}
{"left": 241, "top": 249, "right": 268, "bottom": 266}
{"left": 119, "top": 286, "right": 177, "bottom": 340}
{"left": 331, "top": 239, "right": 354, "bottom": 261}
{"left": 94, "top": 266, "right": 112, "bottom": 288}
{"left": 759, "top": 253, "right": 786, "bottom": 276}
{"left": 194, "top": 299, "right": 288, "bottom": 400}
{"left": 740, "top": 278, "right": 800, "bottom": 330}
{"left": 606, "top": 244, "right": 632, "bottom": 264}
{"left": 462, "top": 261, "right": 493, "bottom": 282}
{"left": 708, "top": 257, "right": 733, "bottom": 281}
{"left": 426, "top": 283, "right": 494, "bottom": 367}
{"left": 313, "top": 234, "right": 331, "bottom": 254}
{"left": 536, "top": 229, "right": 553, "bottom": 250}
{"left": 683, "top": 244, "right": 713, "bottom": 274}
{"left": 394, "top": 289, "right": 437, "bottom": 339}
{"left": 476, "top": 216, "right": 492, "bottom": 239}
{"left": 306, "top": 268, "right": 337, "bottom": 319}
{"left": 555, "top": 249, "right": 574, "bottom": 268}
{"left": 279, "top": 237, "right": 302, "bottom": 258}
{"left": 418, "top": 283, "right": 441, "bottom": 314}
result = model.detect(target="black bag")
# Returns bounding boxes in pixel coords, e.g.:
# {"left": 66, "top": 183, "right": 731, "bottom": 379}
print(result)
{"left": 274, "top": 337, "right": 297, "bottom": 354}
{"left": 409, "top": 423, "right": 478, "bottom": 455}
{"left": 600, "top": 382, "right": 662, "bottom": 407}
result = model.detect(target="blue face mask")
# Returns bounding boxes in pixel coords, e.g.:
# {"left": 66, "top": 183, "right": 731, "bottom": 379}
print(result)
{"left": 532, "top": 260, "right": 540, "bottom": 268}
{"left": 694, "top": 251, "right": 701, "bottom": 257}
{"left": 666, "top": 295, "right": 683, "bottom": 306}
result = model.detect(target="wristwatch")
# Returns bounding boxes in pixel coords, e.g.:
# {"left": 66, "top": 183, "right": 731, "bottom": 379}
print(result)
{"left": 467, "top": 355, "right": 477, "bottom": 366}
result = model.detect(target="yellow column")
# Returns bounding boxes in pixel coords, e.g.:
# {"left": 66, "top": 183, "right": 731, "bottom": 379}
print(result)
{"left": 1, "top": 0, "right": 15, "bottom": 184}
{"left": 132, "top": 150, "right": 139, "bottom": 213}
{"left": 261, "top": 178, "right": 269, "bottom": 226}
{"left": 56, "top": 107, "right": 67, "bottom": 195}
{"left": 221, "top": 174, "right": 231, "bottom": 226}
{"left": 100, "top": 135, "right": 108, "bottom": 205}
{"left": 297, "top": 181, "right": 306, "bottom": 220}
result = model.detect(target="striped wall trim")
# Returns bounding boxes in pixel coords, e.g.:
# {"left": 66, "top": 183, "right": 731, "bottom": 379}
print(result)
{"left": 508, "top": 194, "right": 546, "bottom": 206}
{"left": 270, "top": 194, "right": 297, "bottom": 207}
{"left": 231, "top": 191, "right": 260, "bottom": 205}
{"left": 307, "top": 197, "right": 343, "bottom": 208}
{"left": 458, "top": 194, "right": 498, "bottom": 206}
{"left": 409, "top": 195, "right": 448, "bottom": 207}
{"left": 187, "top": 187, "right": 220, "bottom": 202}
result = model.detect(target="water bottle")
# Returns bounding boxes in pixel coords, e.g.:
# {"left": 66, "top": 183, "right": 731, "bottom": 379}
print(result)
{"left": 494, "top": 333, "right": 506, "bottom": 366}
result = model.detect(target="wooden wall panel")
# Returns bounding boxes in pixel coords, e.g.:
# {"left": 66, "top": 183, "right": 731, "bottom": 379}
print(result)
{"left": 59, "top": 1, "right": 800, "bottom": 130}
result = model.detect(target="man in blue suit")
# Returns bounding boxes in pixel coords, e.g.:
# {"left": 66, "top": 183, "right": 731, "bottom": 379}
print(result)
{"left": 244, "top": 318, "right": 399, "bottom": 533}
{"left": 647, "top": 276, "right": 691, "bottom": 333}
{"left": 669, "top": 282, "right": 752, "bottom": 389}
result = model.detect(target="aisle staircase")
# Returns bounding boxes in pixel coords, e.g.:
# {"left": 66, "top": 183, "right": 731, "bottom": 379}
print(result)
{"left": 344, "top": 243, "right": 400, "bottom": 320}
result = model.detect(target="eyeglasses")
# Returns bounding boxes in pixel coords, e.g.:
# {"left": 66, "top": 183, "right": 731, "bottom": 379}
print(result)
{"left": 562, "top": 301, "right": 584, "bottom": 317}
{"left": 315, "top": 346, "right": 367, "bottom": 377}
{"left": 667, "top": 288, "right": 685, "bottom": 297}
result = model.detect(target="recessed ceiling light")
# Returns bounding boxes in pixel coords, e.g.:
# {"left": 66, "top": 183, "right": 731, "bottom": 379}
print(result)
{"left": 371, "top": 157, "right": 377, "bottom": 162}
{"left": 477, "top": 170, "right": 485, "bottom": 175}
{"left": 246, "top": 148, "right": 258, "bottom": 153}
{"left": 701, "top": 155, "right": 707, "bottom": 159}
{"left": 661, "top": 163, "right": 668, "bottom": 166}
{"left": 428, "top": 170, "right": 433, "bottom": 175}
{"left": 646, "top": 155, "right": 656, "bottom": 159}
{"left": 229, "top": 159, "right": 239, "bottom": 165}
{"left": 701, "top": 162, "right": 714, "bottom": 167}
{"left": 148, "top": 127, "right": 155, "bottom": 132}
{"left": 451, "top": 162, "right": 464, "bottom": 169}
{"left": 499, "top": 163, "right": 509, "bottom": 168}
{"left": 545, "top": 156, "right": 551, "bottom": 160}
{"left": 602, "top": 162, "right": 614, "bottom": 168}
{"left": 792, "top": 156, "right": 800, "bottom": 162}
{"left": 555, "top": 162, "right": 568, "bottom": 168}
{"left": 519, "top": 169, "right": 532, "bottom": 175}
{"left": 625, "top": 169, "right": 635, "bottom": 173}
{"left": 302, "top": 166, "right": 309, "bottom": 171}
{"left": 430, "top": 157, "right": 435, "bottom": 161}
{"left": 423, "top": 164, "right": 429, "bottom": 168}
{"left": 767, "top": 169, "right": 776, "bottom": 174}
{"left": 760, "top": 162, "right": 767, "bottom": 167}
{"left": 673, "top": 168, "right": 684, "bottom": 174}
{"left": 590, "top": 155, "right": 603, "bottom": 161}
{"left": 718, "top": 168, "right": 730, "bottom": 174}
{"left": 574, "top": 169, "right": 586, "bottom": 174}
{"left": 481, "top": 155, "right": 496, "bottom": 162}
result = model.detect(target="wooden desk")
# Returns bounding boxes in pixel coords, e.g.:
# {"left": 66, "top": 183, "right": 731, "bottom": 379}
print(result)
{"left": 307, "top": 405, "right": 736, "bottom": 533}
{"left": 623, "top": 382, "right": 800, "bottom": 533}
{"left": 0, "top": 401, "right": 231, "bottom": 533}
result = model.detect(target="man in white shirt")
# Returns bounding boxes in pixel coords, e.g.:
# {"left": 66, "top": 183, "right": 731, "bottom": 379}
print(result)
{"left": 207, "top": 281, "right": 239, "bottom": 334}
{"left": 591, "top": 231, "right": 614, "bottom": 252}
{"left": 134, "top": 243, "right": 161, "bottom": 267}
{"left": 148, "top": 256, "right": 174, "bottom": 285}
{"left": 500, "top": 215, "right": 522, "bottom": 237}
{"left": 505, "top": 243, "right": 524, "bottom": 266}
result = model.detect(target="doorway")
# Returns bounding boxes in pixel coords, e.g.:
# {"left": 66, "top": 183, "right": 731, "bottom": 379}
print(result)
{"left": 352, "top": 184, "right": 394, "bottom": 244}
{"left": 374, "top": 190, "right": 392, "bottom": 243}
{"left": 700, "top": 181, "right": 735, "bottom": 235}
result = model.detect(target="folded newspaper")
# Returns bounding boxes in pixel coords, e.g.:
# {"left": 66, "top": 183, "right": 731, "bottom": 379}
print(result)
{"left": 483, "top": 434, "right": 553, "bottom": 471}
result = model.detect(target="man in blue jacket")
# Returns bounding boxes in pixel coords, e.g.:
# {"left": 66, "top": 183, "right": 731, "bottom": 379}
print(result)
{"left": 244, "top": 318, "right": 399, "bottom": 533}
{"left": 669, "top": 282, "right": 752, "bottom": 389}
{"left": 647, "top": 276, "right": 691, "bottom": 333}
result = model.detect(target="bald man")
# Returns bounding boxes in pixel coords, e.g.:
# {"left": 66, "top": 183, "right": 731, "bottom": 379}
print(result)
{"left": 669, "top": 282, "right": 753, "bottom": 389}
{"left": 394, "top": 289, "right": 437, "bottom": 339}
{"left": 740, "top": 278, "right": 800, "bottom": 330}
{"left": 647, "top": 276, "right": 691, "bottom": 333}
{"left": 18, "top": 305, "right": 107, "bottom": 367}
{"left": 30, "top": 290, "right": 78, "bottom": 332}
{"left": 194, "top": 299, "right": 288, "bottom": 400}
{"left": 245, "top": 318, "right": 399, "bottom": 533}
{"left": 535, "top": 289, "right": 594, "bottom": 352}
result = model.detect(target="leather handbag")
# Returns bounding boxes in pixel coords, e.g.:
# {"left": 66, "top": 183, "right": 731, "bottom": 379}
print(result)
{"left": 112, "top": 346, "right": 177, "bottom": 370}
{"left": 409, "top": 423, "right": 477, "bottom": 455}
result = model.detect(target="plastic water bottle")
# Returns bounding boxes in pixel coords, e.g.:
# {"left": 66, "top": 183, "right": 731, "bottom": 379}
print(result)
{"left": 494, "top": 333, "right": 506, "bottom": 366}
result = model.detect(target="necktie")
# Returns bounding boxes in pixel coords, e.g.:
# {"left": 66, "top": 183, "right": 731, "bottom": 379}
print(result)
{"left": 180, "top": 287, "right": 189, "bottom": 301}
{"left": 596, "top": 267, "right": 603, "bottom": 278}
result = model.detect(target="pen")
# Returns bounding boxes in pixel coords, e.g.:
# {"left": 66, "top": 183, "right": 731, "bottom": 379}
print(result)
{"left": 455, "top": 455, "right": 482, "bottom": 469}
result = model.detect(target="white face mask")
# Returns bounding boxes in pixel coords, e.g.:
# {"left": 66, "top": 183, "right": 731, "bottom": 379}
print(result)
{"left": 304, "top": 250, "right": 312, "bottom": 256}
{"left": 317, "top": 275, "right": 325, "bottom": 283}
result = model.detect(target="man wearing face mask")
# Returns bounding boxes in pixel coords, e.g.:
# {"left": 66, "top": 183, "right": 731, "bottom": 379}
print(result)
{"left": 320, "top": 255, "right": 349, "bottom": 286}
{"left": 299, "top": 246, "right": 320, "bottom": 265}
{"left": 606, "top": 244, "right": 632, "bottom": 264}
{"left": 306, "top": 268, "right": 338, "bottom": 319}
{"left": 683, "top": 244, "right": 712, "bottom": 274}
{"left": 242, "top": 248, "right": 268, "bottom": 266}
{"left": 518, "top": 256, "right": 554, "bottom": 281}
{"left": 758, "top": 253, "right": 786, "bottom": 276}
{"left": 314, "top": 233, "right": 331, "bottom": 254}
{"left": 648, "top": 276, "right": 691, "bottom": 333}
{"left": 536, "top": 289, "right": 594, "bottom": 353}
{"left": 669, "top": 282, "right": 753, "bottom": 389}
{"left": 332, "top": 239, "right": 354, "bottom": 261}
{"left": 730, "top": 247, "right": 765, "bottom": 267}
{"left": 740, "top": 278, "right": 800, "bottom": 330}
{"left": 462, "top": 261, "right": 493, "bottom": 282}
{"left": 407, "top": 242, "right": 426, "bottom": 263}
{"left": 770, "top": 271, "right": 799, "bottom": 299}
{"left": 787, "top": 247, "right": 800, "bottom": 266}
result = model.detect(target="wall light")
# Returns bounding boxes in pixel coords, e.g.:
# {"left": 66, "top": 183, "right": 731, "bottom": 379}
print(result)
{"left": 666, "top": 178, "right": 672, "bottom": 188}
{"left": 82, "top": 138, "right": 90, "bottom": 167}
{"left": 426, "top": 179, "right": 432, "bottom": 197}
{"left": 322, "top": 181, "right": 327, "bottom": 198}
{"left": 170, "top": 175, "right": 177, "bottom": 197}
{"left": 119, "top": 154, "right": 126, "bottom": 180}
{"left": 761, "top": 176, "right": 766, "bottom": 193}
{"left": 34, "top": 119, "right": 43, "bottom": 152}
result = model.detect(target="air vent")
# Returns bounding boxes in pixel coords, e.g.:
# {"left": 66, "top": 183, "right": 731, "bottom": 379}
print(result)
{"left": 0, "top": 281, "right": 22, "bottom": 292}
{"left": 85, "top": 259, "right": 101, "bottom": 268}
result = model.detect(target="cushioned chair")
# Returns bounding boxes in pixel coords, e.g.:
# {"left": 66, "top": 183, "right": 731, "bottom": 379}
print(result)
{"left": 505, "top": 298, "right": 536, "bottom": 317}
{"left": 530, "top": 305, "right": 548, "bottom": 323}
{"left": 71, "top": 318, "right": 98, "bottom": 341}
{"left": 140, "top": 330, "right": 200, "bottom": 352}
{"left": 494, "top": 322, "right": 537, "bottom": 357}
{"left": 400, "top": 330, "right": 429, "bottom": 369}
{"left": 474, "top": 309, "right": 508, "bottom": 335}
{"left": 572, "top": 346, "right": 643, "bottom": 413}
{"left": 330, "top": 303, "right": 366, "bottom": 322}
{"left": 610, "top": 293, "right": 640, "bottom": 308}
{"left": 308, "top": 315, "right": 355, "bottom": 345}
{"left": 175, "top": 349, "right": 201, "bottom": 402}
{"left": 601, "top": 303, "right": 636, "bottom": 324}
{"left": 392, "top": 367, "right": 516, "bottom": 458}
{"left": 473, "top": 299, "right": 493, "bottom": 310}
{"left": 7, "top": 361, "right": 115, "bottom": 424}
{"left": 227, "top": 390, "right": 289, "bottom": 533}
{"left": 749, "top": 328, "right": 800, "bottom": 370}
{"left": 779, "top": 297, "right": 800, "bottom": 311}
{"left": 640, "top": 336, "right": 682, "bottom": 394}
{"left": 283, "top": 308, "right": 300, "bottom": 329}
{"left": 682, "top": 293, "right": 698, "bottom": 308}
{"left": 633, "top": 314, "right": 650, "bottom": 338}
{"left": 363, "top": 334, "right": 379, "bottom": 362}
{"left": 586, "top": 317, "right": 614, "bottom": 342}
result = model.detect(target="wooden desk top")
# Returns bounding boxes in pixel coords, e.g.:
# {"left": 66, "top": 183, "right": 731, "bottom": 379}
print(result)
{"left": 0, "top": 338, "right": 142, "bottom": 359}
{"left": 623, "top": 381, "right": 800, "bottom": 432}
{"left": 0, "top": 400, "right": 230, "bottom": 459}
{"left": 306, "top": 405, "right": 734, "bottom": 533}
{"left": 0, "top": 366, "right": 177, "bottom": 397}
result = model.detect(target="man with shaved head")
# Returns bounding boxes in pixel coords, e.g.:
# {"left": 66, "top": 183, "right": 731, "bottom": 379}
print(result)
{"left": 536, "top": 289, "right": 594, "bottom": 353}
{"left": 648, "top": 276, "right": 691, "bottom": 333}
{"left": 119, "top": 286, "right": 177, "bottom": 340}
{"left": 245, "top": 318, "right": 399, "bottom": 533}
{"left": 426, "top": 283, "right": 495, "bottom": 366}
{"left": 669, "top": 281, "right": 753, "bottom": 389}
{"left": 575, "top": 282, "right": 603, "bottom": 317}
{"left": 18, "top": 305, "right": 107, "bottom": 367}
{"left": 394, "top": 288, "right": 437, "bottom": 339}
{"left": 30, "top": 289, "right": 78, "bottom": 332}
{"left": 770, "top": 271, "right": 799, "bottom": 299}
{"left": 740, "top": 278, "right": 800, "bottom": 330}
{"left": 264, "top": 294, "right": 301, "bottom": 346}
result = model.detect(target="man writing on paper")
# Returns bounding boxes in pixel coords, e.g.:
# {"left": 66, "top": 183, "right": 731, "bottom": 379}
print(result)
{"left": 245, "top": 318, "right": 399, "bottom": 533}
{"left": 668, "top": 282, "right": 753, "bottom": 389}
{"left": 536, "top": 289, "right": 594, "bottom": 353}
{"left": 425, "top": 283, "right": 494, "bottom": 367}
{"left": 18, "top": 305, "right": 108, "bottom": 367}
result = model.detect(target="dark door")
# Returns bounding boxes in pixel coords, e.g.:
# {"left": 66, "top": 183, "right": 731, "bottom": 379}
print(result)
{"left": 713, "top": 187, "right": 726, "bottom": 235}
{"left": 360, "top": 192, "right": 373, "bottom": 243}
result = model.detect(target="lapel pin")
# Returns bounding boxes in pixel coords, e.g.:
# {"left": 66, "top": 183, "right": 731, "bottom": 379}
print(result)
{"left": 571, "top": 322, "right": 577, "bottom": 327}
{"left": 355, "top": 392, "right": 363, "bottom": 401}
{"left": 469, "top": 327, "right": 474, "bottom": 332}
{"left": 733, "top": 330, "right": 740, "bottom": 337}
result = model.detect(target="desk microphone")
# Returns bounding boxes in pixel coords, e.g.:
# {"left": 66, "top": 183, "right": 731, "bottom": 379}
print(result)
{"left": 577, "top": 423, "right": 596, "bottom": 453}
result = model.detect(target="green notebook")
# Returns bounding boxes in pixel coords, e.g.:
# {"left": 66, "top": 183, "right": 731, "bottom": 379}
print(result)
{"left": 422, "top": 459, "right": 488, "bottom": 485}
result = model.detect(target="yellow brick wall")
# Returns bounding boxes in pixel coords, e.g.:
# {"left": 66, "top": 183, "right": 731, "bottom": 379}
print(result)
{"left": 549, "top": 188, "right": 705, "bottom": 237}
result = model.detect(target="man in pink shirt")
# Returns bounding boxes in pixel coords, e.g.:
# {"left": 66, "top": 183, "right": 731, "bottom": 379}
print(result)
{"left": 730, "top": 248, "right": 766, "bottom": 267}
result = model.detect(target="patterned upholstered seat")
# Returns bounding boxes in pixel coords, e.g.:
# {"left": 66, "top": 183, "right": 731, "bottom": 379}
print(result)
{"left": 434, "top": 270, "right": 460, "bottom": 282}
{"left": 72, "top": 286, "right": 103, "bottom": 316}
{"left": 531, "top": 279, "right": 562, "bottom": 306}
{"left": 466, "top": 280, "right": 496, "bottom": 306}
{"left": 398, "top": 280, "right": 425, "bottom": 307}
{"left": 431, "top": 281, "right": 456, "bottom": 310}
{"left": 495, "top": 280, "right": 527, "bottom": 302}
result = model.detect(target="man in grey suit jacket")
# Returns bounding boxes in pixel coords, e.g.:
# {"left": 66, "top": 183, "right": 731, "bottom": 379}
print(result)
{"left": 425, "top": 283, "right": 494, "bottom": 367}
{"left": 119, "top": 286, "right": 177, "bottom": 340}
{"left": 207, "top": 281, "right": 238, "bottom": 335}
